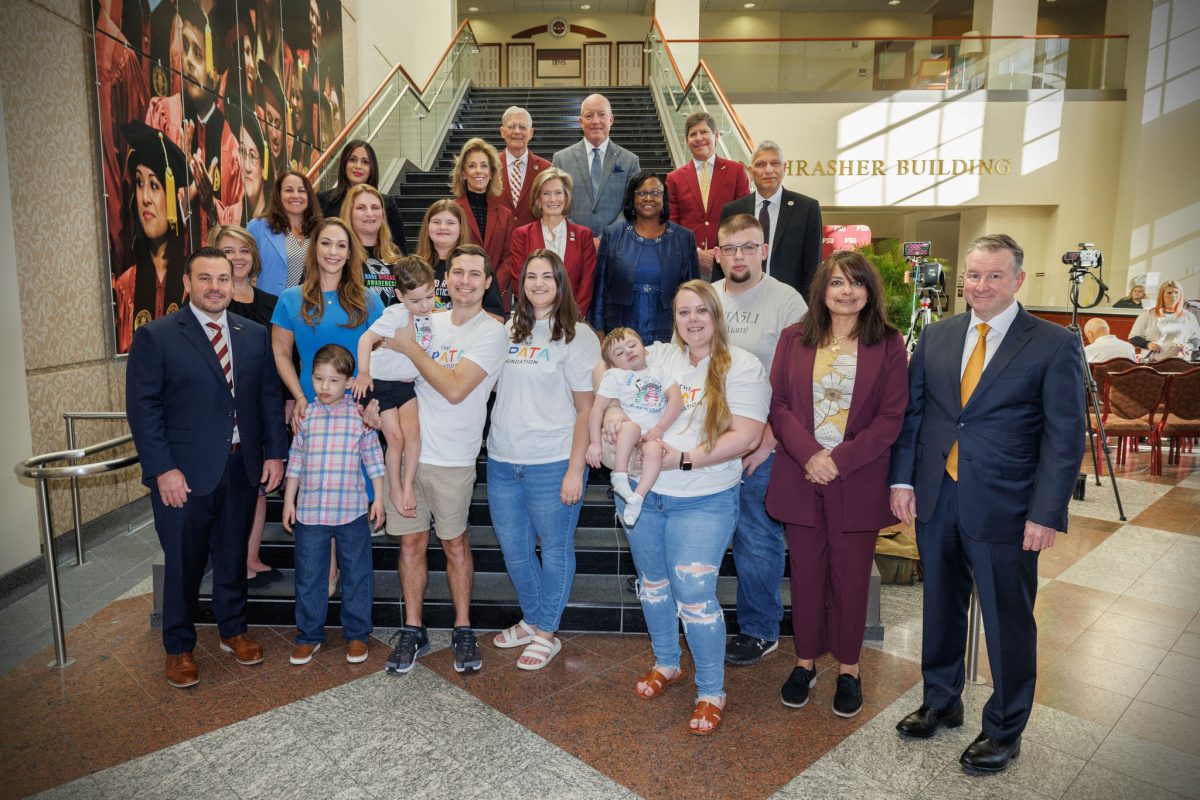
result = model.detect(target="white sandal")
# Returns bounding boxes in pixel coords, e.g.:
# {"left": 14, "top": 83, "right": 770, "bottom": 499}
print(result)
{"left": 516, "top": 635, "right": 562, "bottom": 671}
{"left": 493, "top": 620, "right": 536, "bottom": 649}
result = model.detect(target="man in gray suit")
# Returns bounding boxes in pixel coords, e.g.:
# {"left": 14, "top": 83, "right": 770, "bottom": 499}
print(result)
{"left": 552, "top": 93, "right": 641, "bottom": 241}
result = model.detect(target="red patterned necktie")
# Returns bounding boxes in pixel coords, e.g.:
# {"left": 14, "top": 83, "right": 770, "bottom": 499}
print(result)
{"left": 206, "top": 322, "right": 234, "bottom": 394}
{"left": 510, "top": 157, "right": 522, "bottom": 208}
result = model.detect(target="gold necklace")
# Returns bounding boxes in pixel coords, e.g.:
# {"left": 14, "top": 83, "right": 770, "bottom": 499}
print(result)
{"left": 829, "top": 335, "right": 847, "bottom": 353}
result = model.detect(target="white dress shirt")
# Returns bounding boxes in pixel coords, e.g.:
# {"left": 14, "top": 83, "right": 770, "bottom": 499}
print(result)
{"left": 753, "top": 187, "right": 783, "bottom": 275}
{"left": 191, "top": 303, "right": 239, "bottom": 444}
{"left": 961, "top": 299, "right": 1021, "bottom": 377}
{"left": 541, "top": 218, "right": 568, "bottom": 261}
{"left": 585, "top": 138, "right": 610, "bottom": 172}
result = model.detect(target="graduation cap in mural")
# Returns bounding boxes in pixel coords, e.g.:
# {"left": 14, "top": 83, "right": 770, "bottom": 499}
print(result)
{"left": 258, "top": 59, "right": 285, "bottom": 117}
{"left": 232, "top": 103, "right": 265, "bottom": 164}
{"left": 175, "top": 0, "right": 216, "bottom": 83}
{"left": 122, "top": 120, "right": 188, "bottom": 234}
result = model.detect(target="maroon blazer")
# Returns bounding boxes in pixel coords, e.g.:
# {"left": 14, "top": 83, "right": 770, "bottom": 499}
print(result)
{"left": 509, "top": 220, "right": 598, "bottom": 317}
{"left": 455, "top": 194, "right": 516, "bottom": 309}
{"left": 765, "top": 325, "right": 909, "bottom": 532}
{"left": 666, "top": 156, "right": 750, "bottom": 251}
{"left": 501, "top": 150, "right": 552, "bottom": 228}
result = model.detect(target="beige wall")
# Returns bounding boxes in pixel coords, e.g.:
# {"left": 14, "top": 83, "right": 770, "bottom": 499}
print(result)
{"left": 359, "top": 0, "right": 457, "bottom": 97}
{"left": 0, "top": 0, "right": 144, "bottom": 576}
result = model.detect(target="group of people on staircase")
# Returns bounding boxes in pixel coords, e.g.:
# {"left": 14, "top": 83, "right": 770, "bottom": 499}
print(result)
{"left": 127, "top": 92, "right": 1084, "bottom": 773}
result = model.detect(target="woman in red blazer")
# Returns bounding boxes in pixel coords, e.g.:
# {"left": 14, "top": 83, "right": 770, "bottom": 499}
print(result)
{"left": 764, "top": 250, "right": 909, "bottom": 719}
{"left": 509, "top": 167, "right": 598, "bottom": 317}
{"left": 451, "top": 138, "right": 516, "bottom": 309}
{"left": 666, "top": 111, "right": 750, "bottom": 279}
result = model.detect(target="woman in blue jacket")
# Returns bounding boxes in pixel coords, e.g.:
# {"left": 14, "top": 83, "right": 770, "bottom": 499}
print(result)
{"left": 589, "top": 171, "right": 700, "bottom": 344}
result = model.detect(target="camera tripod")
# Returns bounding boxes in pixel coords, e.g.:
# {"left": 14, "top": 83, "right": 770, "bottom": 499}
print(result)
{"left": 905, "top": 289, "right": 941, "bottom": 352}
{"left": 1068, "top": 272, "right": 1126, "bottom": 520}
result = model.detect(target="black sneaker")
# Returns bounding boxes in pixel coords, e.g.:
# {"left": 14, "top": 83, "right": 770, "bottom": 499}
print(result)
{"left": 833, "top": 673, "right": 863, "bottom": 718}
{"left": 451, "top": 626, "right": 482, "bottom": 673}
{"left": 725, "top": 633, "right": 779, "bottom": 666}
{"left": 385, "top": 626, "right": 429, "bottom": 675}
{"left": 781, "top": 665, "right": 817, "bottom": 708}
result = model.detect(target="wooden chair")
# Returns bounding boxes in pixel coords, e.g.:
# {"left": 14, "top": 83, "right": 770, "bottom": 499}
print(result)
{"left": 1100, "top": 367, "right": 1169, "bottom": 475}
{"left": 1088, "top": 357, "right": 1138, "bottom": 470}
{"left": 1150, "top": 357, "right": 1196, "bottom": 374}
{"left": 1160, "top": 367, "right": 1200, "bottom": 466}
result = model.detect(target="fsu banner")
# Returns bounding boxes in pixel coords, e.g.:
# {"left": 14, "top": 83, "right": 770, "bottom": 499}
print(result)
{"left": 822, "top": 225, "right": 872, "bottom": 259}
{"left": 93, "top": 0, "right": 346, "bottom": 352}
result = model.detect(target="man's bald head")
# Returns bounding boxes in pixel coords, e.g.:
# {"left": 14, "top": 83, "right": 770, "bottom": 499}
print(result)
{"left": 580, "top": 94, "right": 614, "bottom": 147}
{"left": 1084, "top": 318, "right": 1110, "bottom": 343}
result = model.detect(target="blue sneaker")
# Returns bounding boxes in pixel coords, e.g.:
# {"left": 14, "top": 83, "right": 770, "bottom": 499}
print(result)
{"left": 385, "top": 626, "right": 429, "bottom": 675}
{"left": 451, "top": 626, "right": 482, "bottom": 673}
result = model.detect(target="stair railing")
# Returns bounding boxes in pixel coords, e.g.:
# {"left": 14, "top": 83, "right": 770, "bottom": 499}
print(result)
{"left": 14, "top": 414, "right": 139, "bottom": 669}
{"left": 645, "top": 18, "right": 756, "bottom": 168}
{"left": 308, "top": 20, "right": 480, "bottom": 192}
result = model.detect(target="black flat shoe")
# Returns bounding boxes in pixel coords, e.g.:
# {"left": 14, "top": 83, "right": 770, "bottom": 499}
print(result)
{"left": 832, "top": 673, "right": 863, "bottom": 718}
{"left": 895, "top": 702, "right": 964, "bottom": 738}
{"left": 781, "top": 665, "right": 817, "bottom": 708}
{"left": 960, "top": 733, "right": 1021, "bottom": 773}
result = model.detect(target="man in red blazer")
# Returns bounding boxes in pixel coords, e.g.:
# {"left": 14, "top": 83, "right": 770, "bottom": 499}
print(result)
{"left": 499, "top": 106, "right": 552, "bottom": 228}
{"left": 667, "top": 111, "right": 750, "bottom": 280}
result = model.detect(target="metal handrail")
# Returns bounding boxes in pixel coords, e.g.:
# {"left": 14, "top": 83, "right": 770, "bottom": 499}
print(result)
{"left": 14, "top": 416, "right": 139, "bottom": 669}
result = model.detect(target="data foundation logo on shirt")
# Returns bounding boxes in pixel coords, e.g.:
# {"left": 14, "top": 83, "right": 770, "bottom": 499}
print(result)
{"left": 679, "top": 383, "right": 705, "bottom": 412}
{"left": 507, "top": 344, "right": 553, "bottom": 365}
{"left": 430, "top": 347, "right": 466, "bottom": 367}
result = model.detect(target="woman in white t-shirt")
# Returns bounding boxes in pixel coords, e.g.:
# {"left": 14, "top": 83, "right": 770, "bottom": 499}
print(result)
{"left": 487, "top": 249, "right": 601, "bottom": 670}
{"left": 611, "top": 280, "right": 769, "bottom": 735}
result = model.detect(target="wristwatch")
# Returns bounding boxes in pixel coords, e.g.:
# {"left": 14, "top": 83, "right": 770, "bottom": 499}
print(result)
{"left": 679, "top": 451, "right": 693, "bottom": 471}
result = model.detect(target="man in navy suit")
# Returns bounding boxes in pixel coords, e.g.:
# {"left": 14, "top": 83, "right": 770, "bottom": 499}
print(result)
{"left": 127, "top": 247, "right": 287, "bottom": 688}
{"left": 552, "top": 93, "right": 640, "bottom": 241}
{"left": 889, "top": 234, "right": 1084, "bottom": 773}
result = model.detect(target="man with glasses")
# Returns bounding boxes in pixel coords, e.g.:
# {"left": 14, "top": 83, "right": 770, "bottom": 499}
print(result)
{"left": 552, "top": 93, "right": 640, "bottom": 242}
{"left": 499, "top": 106, "right": 551, "bottom": 228}
{"left": 719, "top": 140, "right": 822, "bottom": 301}
{"left": 712, "top": 214, "right": 807, "bottom": 667}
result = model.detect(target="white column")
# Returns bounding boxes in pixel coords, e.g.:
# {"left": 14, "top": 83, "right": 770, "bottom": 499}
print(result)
{"left": 972, "top": 0, "right": 1040, "bottom": 89}
{"left": 655, "top": 0, "right": 701, "bottom": 81}
{"left": 0, "top": 92, "right": 40, "bottom": 574}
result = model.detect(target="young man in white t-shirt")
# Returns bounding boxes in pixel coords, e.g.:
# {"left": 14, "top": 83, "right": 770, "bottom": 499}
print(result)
{"left": 711, "top": 214, "right": 807, "bottom": 668}
{"left": 382, "top": 244, "right": 509, "bottom": 676}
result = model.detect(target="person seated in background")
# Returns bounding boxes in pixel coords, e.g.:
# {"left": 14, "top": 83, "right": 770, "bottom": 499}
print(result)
{"left": 1129, "top": 280, "right": 1200, "bottom": 362}
{"left": 1113, "top": 279, "right": 1146, "bottom": 309}
{"left": 1083, "top": 318, "right": 1136, "bottom": 363}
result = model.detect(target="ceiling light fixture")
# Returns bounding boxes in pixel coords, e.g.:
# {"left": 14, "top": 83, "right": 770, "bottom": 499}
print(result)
{"left": 468, "top": 6, "right": 478, "bottom": 11}
{"left": 888, "top": 0, "right": 901, "bottom": 5}
{"left": 580, "top": 3, "right": 591, "bottom": 7}
{"left": 744, "top": 2, "right": 756, "bottom": 7}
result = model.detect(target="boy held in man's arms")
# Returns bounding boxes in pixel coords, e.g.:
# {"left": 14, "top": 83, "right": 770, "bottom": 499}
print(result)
{"left": 353, "top": 257, "right": 436, "bottom": 518}
{"left": 283, "top": 344, "right": 386, "bottom": 666}
{"left": 587, "top": 328, "right": 683, "bottom": 526}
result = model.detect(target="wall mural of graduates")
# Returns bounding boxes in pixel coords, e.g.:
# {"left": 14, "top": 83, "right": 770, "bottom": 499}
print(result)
{"left": 94, "top": 0, "right": 346, "bottom": 352}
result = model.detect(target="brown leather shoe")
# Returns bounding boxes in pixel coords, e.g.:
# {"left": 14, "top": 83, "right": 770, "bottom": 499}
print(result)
{"left": 219, "top": 633, "right": 265, "bottom": 666}
{"left": 290, "top": 642, "right": 321, "bottom": 665}
{"left": 165, "top": 652, "right": 199, "bottom": 688}
{"left": 346, "top": 640, "right": 369, "bottom": 663}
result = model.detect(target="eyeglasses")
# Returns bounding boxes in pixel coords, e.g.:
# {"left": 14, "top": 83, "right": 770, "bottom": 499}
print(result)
{"left": 633, "top": 189, "right": 664, "bottom": 199}
{"left": 238, "top": 146, "right": 260, "bottom": 165}
{"left": 718, "top": 243, "right": 762, "bottom": 256}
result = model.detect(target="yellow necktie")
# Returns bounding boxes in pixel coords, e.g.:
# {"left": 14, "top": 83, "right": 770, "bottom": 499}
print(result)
{"left": 698, "top": 162, "right": 711, "bottom": 208}
{"left": 947, "top": 322, "right": 990, "bottom": 481}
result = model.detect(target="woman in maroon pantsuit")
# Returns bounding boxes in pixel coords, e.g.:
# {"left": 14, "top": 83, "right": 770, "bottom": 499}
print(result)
{"left": 765, "top": 250, "right": 909, "bottom": 718}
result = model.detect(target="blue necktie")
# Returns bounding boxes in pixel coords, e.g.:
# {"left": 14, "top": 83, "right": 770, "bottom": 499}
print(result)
{"left": 590, "top": 147, "right": 602, "bottom": 194}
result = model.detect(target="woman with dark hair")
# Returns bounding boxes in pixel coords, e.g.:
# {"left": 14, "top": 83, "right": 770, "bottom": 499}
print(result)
{"left": 606, "top": 279, "right": 769, "bottom": 735}
{"left": 249, "top": 169, "right": 322, "bottom": 296}
{"left": 113, "top": 121, "right": 189, "bottom": 354}
{"left": 486, "top": 249, "right": 600, "bottom": 670}
{"left": 450, "top": 138, "right": 516, "bottom": 307}
{"left": 508, "top": 167, "right": 598, "bottom": 317}
{"left": 233, "top": 107, "right": 269, "bottom": 226}
{"left": 317, "top": 140, "right": 409, "bottom": 254}
{"left": 342, "top": 184, "right": 404, "bottom": 306}
{"left": 416, "top": 199, "right": 505, "bottom": 318}
{"left": 209, "top": 223, "right": 279, "bottom": 579}
{"left": 590, "top": 171, "right": 699, "bottom": 344}
{"left": 765, "top": 250, "right": 908, "bottom": 718}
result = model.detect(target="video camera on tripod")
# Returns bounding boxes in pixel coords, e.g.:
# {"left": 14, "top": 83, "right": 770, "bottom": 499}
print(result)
{"left": 1063, "top": 242, "right": 1108, "bottom": 309}
{"left": 903, "top": 241, "right": 943, "bottom": 291}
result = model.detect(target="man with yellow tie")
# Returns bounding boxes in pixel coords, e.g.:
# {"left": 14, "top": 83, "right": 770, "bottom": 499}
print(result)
{"left": 888, "top": 234, "right": 1084, "bottom": 775}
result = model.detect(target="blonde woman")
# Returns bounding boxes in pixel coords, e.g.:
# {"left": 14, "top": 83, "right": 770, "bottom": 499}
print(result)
{"left": 605, "top": 280, "right": 769, "bottom": 735}
{"left": 450, "top": 137, "right": 516, "bottom": 307}
{"left": 1129, "top": 280, "right": 1200, "bottom": 361}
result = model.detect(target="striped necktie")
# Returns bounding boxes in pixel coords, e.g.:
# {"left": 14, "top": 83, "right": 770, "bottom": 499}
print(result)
{"left": 509, "top": 157, "right": 523, "bottom": 209}
{"left": 207, "top": 322, "right": 234, "bottom": 394}
{"left": 946, "top": 322, "right": 990, "bottom": 481}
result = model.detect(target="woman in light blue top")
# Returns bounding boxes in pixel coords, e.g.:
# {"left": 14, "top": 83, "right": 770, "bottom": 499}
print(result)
{"left": 250, "top": 170, "right": 322, "bottom": 296}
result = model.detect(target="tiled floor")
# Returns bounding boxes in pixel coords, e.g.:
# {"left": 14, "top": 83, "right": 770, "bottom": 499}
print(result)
{"left": 2, "top": 451, "right": 1198, "bottom": 799}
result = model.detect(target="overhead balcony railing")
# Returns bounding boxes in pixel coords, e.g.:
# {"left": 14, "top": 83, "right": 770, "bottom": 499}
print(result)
{"left": 646, "top": 18, "right": 755, "bottom": 168}
{"left": 308, "top": 20, "right": 480, "bottom": 192}
{"left": 661, "top": 34, "right": 1129, "bottom": 101}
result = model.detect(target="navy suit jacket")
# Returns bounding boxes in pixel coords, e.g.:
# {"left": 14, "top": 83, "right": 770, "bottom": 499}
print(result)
{"left": 888, "top": 305, "right": 1085, "bottom": 541}
{"left": 718, "top": 188, "right": 822, "bottom": 301}
{"left": 126, "top": 308, "right": 288, "bottom": 496}
{"left": 552, "top": 140, "right": 640, "bottom": 237}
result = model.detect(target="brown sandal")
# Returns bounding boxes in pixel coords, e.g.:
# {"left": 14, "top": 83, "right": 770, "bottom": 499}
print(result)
{"left": 635, "top": 666, "right": 685, "bottom": 699}
{"left": 688, "top": 700, "right": 725, "bottom": 735}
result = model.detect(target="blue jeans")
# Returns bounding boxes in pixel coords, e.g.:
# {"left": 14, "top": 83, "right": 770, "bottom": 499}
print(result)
{"left": 487, "top": 458, "right": 586, "bottom": 633}
{"left": 618, "top": 484, "right": 740, "bottom": 699}
{"left": 294, "top": 515, "right": 374, "bottom": 643}
{"left": 731, "top": 453, "right": 785, "bottom": 642}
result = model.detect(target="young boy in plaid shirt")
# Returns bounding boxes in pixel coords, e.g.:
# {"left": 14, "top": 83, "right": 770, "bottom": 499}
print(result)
{"left": 283, "top": 344, "right": 386, "bottom": 666}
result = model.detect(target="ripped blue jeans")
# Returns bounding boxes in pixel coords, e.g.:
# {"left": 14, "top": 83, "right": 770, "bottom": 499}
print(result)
{"left": 619, "top": 483, "right": 739, "bottom": 700}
